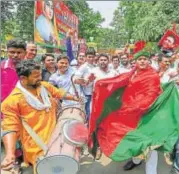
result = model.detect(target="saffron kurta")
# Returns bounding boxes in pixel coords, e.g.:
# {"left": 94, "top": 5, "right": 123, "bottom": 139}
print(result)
{"left": 1, "top": 82, "right": 66, "bottom": 165}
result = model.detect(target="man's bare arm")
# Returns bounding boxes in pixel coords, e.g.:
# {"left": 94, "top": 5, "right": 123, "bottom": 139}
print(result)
{"left": 3, "top": 132, "right": 17, "bottom": 155}
{"left": 1, "top": 132, "right": 17, "bottom": 170}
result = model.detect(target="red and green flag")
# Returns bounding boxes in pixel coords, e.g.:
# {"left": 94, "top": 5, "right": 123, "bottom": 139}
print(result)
{"left": 88, "top": 67, "right": 179, "bottom": 161}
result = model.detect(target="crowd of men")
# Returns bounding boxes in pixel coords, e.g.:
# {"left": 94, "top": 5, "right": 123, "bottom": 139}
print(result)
{"left": 1, "top": 38, "right": 179, "bottom": 174}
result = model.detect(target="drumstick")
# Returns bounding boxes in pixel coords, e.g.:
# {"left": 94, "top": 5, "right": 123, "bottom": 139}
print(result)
{"left": 71, "top": 74, "right": 80, "bottom": 98}
{"left": 71, "top": 74, "right": 86, "bottom": 117}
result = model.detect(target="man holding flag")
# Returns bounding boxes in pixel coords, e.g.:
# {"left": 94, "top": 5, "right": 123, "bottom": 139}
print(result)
{"left": 88, "top": 50, "right": 179, "bottom": 174}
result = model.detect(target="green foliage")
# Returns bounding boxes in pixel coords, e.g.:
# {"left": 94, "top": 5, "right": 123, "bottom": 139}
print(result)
{"left": 1, "top": 1, "right": 34, "bottom": 42}
{"left": 111, "top": 1, "right": 179, "bottom": 44}
{"left": 1, "top": 1, "right": 15, "bottom": 41}
{"left": 1, "top": 1, "right": 104, "bottom": 44}
{"left": 65, "top": 1, "right": 104, "bottom": 42}
{"left": 15, "top": 1, "right": 34, "bottom": 41}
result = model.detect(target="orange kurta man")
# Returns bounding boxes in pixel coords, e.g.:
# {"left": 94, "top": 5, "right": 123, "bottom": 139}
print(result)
{"left": 1, "top": 82, "right": 66, "bottom": 165}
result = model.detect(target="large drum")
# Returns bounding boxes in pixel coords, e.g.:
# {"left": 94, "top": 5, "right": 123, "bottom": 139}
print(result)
{"left": 36, "top": 107, "right": 88, "bottom": 174}
{"left": 58, "top": 107, "right": 86, "bottom": 123}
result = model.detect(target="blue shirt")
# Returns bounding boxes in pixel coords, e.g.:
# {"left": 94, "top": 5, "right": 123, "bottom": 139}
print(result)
{"left": 49, "top": 68, "right": 74, "bottom": 91}
{"left": 49, "top": 68, "right": 86, "bottom": 107}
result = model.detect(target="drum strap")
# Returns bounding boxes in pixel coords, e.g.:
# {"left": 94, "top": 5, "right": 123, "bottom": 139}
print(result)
{"left": 21, "top": 119, "right": 48, "bottom": 154}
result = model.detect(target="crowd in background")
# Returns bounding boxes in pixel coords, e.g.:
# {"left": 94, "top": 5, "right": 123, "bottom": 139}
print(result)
{"left": 1, "top": 37, "right": 179, "bottom": 174}
{"left": 1, "top": 38, "right": 179, "bottom": 122}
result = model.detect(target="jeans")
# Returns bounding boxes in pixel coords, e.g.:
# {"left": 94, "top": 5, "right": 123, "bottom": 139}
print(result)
{"left": 173, "top": 138, "right": 179, "bottom": 172}
{"left": 145, "top": 150, "right": 158, "bottom": 174}
{"left": 85, "top": 95, "right": 92, "bottom": 122}
{"left": 133, "top": 150, "right": 158, "bottom": 174}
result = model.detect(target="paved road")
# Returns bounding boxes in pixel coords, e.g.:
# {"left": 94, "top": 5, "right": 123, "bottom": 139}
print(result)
{"left": 79, "top": 153, "right": 171, "bottom": 174}
{"left": 1, "top": 144, "right": 172, "bottom": 174}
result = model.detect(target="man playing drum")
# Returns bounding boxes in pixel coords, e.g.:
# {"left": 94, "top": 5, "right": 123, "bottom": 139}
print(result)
{"left": 1, "top": 60, "right": 82, "bottom": 173}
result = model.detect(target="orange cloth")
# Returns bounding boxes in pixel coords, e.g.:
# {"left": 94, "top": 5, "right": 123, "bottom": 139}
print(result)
{"left": 1, "top": 82, "right": 66, "bottom": 165}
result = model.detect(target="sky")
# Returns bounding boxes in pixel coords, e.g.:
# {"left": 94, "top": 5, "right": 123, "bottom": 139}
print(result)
{"left": 87, "top": 1, "right": 119, "bottom": 28}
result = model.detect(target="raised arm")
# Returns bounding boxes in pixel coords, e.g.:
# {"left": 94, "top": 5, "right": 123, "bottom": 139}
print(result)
{"left": 42, "top": 81, "right": 80, "bottom": 102}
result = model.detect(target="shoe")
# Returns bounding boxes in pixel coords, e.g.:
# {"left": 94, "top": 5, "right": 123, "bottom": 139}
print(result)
{"left": 123, "top": 160, "right": 142, "bottom": 171}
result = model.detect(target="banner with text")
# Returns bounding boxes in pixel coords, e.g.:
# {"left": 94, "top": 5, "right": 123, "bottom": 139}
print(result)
{"left": 34, "top": 1, "right": 79, "bottom": 50}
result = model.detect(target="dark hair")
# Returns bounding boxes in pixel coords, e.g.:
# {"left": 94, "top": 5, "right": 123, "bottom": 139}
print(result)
{"left": 121, "top": 53, "right": 129, "bottom": 58}
{"left": 7, "top": 39, "right": 26, "bottom": 50}
{"left": 86, "top": 47, "right": 96, "bottom": 56}
{"left": 98, "top": 53, "right": 109, "bottom": 60}
{"left": 16, "top": 60, "right": 41, "bottom": 77}
{"left": 111, "top": 55, "right": 119, "bottom": 61}
{"left": 41, "top": 53, "right": 55, "bottom": 62}
{"left": 158, "top": 53, "right": 170, "bottom": 62}
{"left": 130, "top": 59, "right": 136, "bottom": 63}
{"left": 150, "top": 53, "right": 155, "bottom": 57}
{"left": 57, "top": 55, "right": 70, "bottom": 63}
{"left": 77, "top": 52, "right": 85, "bottom": 58}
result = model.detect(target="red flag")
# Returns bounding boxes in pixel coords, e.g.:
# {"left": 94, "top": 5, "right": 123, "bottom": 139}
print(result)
{"left": 133, "top": 41, "right": 146, "bottom": 54}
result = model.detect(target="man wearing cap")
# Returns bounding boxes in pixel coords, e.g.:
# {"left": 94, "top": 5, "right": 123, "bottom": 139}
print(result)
{"left": 108, "top": 50, "right": 161, "bottom": 174}
{"left": 89, "top": 50, "right": 161, "bottom": 174}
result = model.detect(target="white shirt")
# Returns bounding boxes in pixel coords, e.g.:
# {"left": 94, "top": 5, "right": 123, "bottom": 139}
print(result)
{"left": 169, "top": 73, "right": 179, "bottom": 91}
{"left": 151, "top": 60, "right": 159, "bottom": 71}
{"left": 91, "top": 66, "right": 117, "bottom": 86}
{"left": 118, "top": 64, "right": 132, "bottom": 74}
{"left": 173, "top": 59, "right": 179, "bottom": 70}
{"left": 160, "top": 68, "right": 177, "bottom": 83}
{"left": 109, "top": 64, "right": 120, "bottom": 75}
{"left": 70, "top": 59, "right": 78, "bottom": 66}
{"left": 75, "top": 62, "right": 95, "bottom": 95}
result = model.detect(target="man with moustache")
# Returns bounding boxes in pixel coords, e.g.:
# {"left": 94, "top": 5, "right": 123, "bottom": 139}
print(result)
{"left": 70, "top": 52, "right": 86, "bottom": 71}
{"left": 1, "top": 39, "right": 26, "bottom": 104}
{"left": 158, "top": 54, "right": 176, "bottom": 83}
{"left": 1, "top": 39, "right": 27, "bottom": 168}
{"left": 109, "top": 55, "right": 120, "bottom": 74}
{"left": 91, "top": 53, "right": 117, "bottom": 84}
{"left": 1, "top": 60, "right": 81, "bottom": 172}
{"left": 118, "top": 53, "right": 132, "bottom": 74}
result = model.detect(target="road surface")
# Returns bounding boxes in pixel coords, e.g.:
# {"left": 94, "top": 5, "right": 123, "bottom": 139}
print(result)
{"left": 1, "top": 145, "right": 171, "bottom": 174}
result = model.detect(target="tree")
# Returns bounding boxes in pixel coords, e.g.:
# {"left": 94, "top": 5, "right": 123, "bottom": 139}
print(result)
{"left": 65, "top": 1, "right": 104, "bottom": 42}
{"left": 1, "top": 1, "right": 104, "bottom": 45}
{"left": 1, "top": 1, "right": 34, "bottom": 42}
{"left": 15, "top": 1, "right": 34, "bottom": 41}
{"left": 112, "top": 1, "right": 179, "bottom": 43}
{"left": 1, "top": 1, "right": 15, "bottom": 42}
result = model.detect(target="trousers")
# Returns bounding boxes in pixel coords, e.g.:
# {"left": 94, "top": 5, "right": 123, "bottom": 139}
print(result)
{"left": 133, "top": 150, "right": 158, "bottom": 174}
